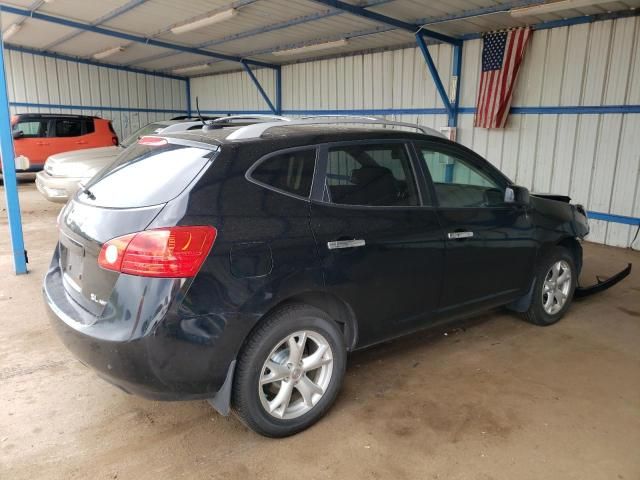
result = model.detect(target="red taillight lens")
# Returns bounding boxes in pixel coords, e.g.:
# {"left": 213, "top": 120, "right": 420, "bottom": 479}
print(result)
{"left": 112, "top": 136, "right": 119, "bottom": 146}
{"left": 98, "top": 226, "right": 216, "bottom": 278}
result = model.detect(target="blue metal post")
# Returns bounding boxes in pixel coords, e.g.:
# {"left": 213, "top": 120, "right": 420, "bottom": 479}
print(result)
{"left": 275, "top": 66, "right": 282, "bottom": 115}
{"left": 241, "top": 61, "right": 277, "bottom": 114}
{"left": 185, "top": 78, "right": 192, "bottom": 117}
{"left": 415, "top": 33, "right": 453, "bottom": 121}
{"left": 0, "top": 41, "right": 27, "bottom": 274}
{"left": 450, "top": 42, "right": 463, "bottom": 128}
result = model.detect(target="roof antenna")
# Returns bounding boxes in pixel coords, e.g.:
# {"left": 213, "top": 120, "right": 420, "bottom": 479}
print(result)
{"left": 196, "top": 97, "right": 215, "bottom": 131}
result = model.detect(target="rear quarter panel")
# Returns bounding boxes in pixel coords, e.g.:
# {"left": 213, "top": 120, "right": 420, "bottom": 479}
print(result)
{"left": 147, "top": 144, "right": 324, "bottom": 365}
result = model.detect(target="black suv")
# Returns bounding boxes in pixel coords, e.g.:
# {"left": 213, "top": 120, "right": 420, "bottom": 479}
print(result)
{"left": 46, "top": 118, "right": 597, "bottom": 437}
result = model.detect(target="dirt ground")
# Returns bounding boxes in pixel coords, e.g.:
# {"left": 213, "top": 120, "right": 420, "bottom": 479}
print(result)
{"left": 1, "top": 180, "right": 639, "bottom": 480}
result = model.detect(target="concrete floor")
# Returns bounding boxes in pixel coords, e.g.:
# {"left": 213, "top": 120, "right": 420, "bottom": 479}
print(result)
{"left": 1, "top": 181, "right": 639, "bottom": 480}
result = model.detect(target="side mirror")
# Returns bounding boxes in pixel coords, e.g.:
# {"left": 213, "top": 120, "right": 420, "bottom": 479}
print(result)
{"left": 12, "top": 130, "right": 23, "bottom": 139}
{"left": 505, "top": 185, "right": 530, "bottom": 206}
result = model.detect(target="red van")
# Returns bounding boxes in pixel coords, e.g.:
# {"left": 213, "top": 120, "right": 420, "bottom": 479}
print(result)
{"left": 9, "top": 113, "right": 118, "bottom": 172}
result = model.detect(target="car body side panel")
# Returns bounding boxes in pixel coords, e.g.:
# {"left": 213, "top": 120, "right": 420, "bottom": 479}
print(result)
{"left": 142, "top": 146, "right": 324, "bottom": 387}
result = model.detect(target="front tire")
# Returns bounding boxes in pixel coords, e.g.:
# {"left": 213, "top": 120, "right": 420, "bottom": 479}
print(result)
{"left": 232, "top": 304, "right": 346, "bottom": 437}
{"left": 523, "top": 247, "right": 577, "bottom": 326}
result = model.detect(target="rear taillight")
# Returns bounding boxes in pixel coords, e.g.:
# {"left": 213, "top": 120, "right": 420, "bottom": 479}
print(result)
{"left": 112, "top": 136, "right": 119, "bottom": 146}
{"left": 98, "top": 226, "right": 216, "bottom": 278}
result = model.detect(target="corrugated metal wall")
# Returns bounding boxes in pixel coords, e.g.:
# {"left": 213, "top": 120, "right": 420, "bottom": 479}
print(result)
{"left": 191, "top": 16, "right": 640, "bottom": 249}
{"left": 4, "top": 49, "right": 187, "bottom": 139}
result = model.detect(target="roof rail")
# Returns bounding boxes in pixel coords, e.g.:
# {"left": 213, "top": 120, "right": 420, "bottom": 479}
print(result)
{"left": 211, "top": 114, "right": 292, "bottom": 123}
{"left": 225, "top": 115, "right": 444, "bottom": 140}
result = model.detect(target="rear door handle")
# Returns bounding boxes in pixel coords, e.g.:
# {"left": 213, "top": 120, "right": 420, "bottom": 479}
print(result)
{"left": 447, "top": 231, "right": 474, "bottom": 240}
{"left": 327, "top": 239, "right": 366, "bottom": 250}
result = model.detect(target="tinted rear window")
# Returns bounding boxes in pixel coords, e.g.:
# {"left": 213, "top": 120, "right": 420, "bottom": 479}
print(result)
{"left": 81, "top": 140, "right": 217, "bottom": 208}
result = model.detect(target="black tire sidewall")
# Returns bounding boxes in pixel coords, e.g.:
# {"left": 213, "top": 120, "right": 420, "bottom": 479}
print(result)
{"left": 233, "top": 305, "right": 346, "bottom": 437}
{"left": 530, "top": 248, "right": 577, "bottom": 325}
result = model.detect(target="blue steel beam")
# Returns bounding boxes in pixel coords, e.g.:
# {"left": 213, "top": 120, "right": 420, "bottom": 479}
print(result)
{"left": 415, "top": 33, "right": 453, "bottom": 119}
{"left": 220, "top": 0, "right": 542, "bottom": 61}
{"left": 241, "top": 61, "right": 277, "bottom": 114}
{"left": 0, "top": 4, "right": 278, "bottom": 69}
{"left": 5, "top": 44, "right": 186, "bottom": 81}
{"left": 127, "top": 0, "right": 392, "bottom": 68}
{"left": 275, "top": 66, "right": 282, "bottom": 115}
{"left": 0, "top": 40, "right": 27, "bottom": 274}
{"left": 44, "top": 0, "right": 149, "bottom": 50}
{"left": 449, "top": 43, "right": 463, "bottom": 127}
{"left": 186, "top": 78, "right": 192, "bottom": 117}
{"left": 1, "top": 0, "right": 45, "bottom": 35}
{"left": 310, "top": 0, "right": 460, "bottom": 45}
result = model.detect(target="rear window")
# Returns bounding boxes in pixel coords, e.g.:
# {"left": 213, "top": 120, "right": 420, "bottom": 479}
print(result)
{"left": 81, "top": 140, "right": 217, "bottom": 208}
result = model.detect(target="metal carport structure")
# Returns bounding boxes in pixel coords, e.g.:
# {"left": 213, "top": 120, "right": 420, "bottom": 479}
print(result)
{"left": 1, "top": 0, "right": 639, "bottom": 274}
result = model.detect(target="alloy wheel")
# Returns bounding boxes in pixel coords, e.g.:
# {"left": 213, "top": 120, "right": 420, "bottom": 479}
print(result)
{"left": 258, "top": 330, "right": 334, "bottom": 420}
{"left": 542, "top": 260, "right": 572, "bottom": 315}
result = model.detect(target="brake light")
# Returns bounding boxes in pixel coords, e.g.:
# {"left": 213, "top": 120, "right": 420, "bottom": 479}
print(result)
{"left": 138, "top": 136, "right": 168, "bottom": 146}
{"left": 112, "top": 136, "right": 119, "bottom": 146}
{"left": 98, "top": 226, "right": 216, "bottom": 278}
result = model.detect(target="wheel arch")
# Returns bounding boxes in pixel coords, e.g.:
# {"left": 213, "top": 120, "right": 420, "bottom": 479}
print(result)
{"left": 242, "top": 291, "right": 359, "bottom": 354}
{"left": 556, "top": 236, "right": 583, "bottom": 276}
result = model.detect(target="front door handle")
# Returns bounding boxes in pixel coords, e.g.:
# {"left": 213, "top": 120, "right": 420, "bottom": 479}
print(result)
{"left": 327, "top": 239, "right": 366, "bottom": 250}
{"left": 447, "top": 231, "right": 474, "bottom": 240}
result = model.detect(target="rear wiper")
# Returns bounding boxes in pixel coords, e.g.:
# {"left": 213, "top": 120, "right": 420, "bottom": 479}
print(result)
{"left": 78, "top": 182, "right": 96, "bottom": 200}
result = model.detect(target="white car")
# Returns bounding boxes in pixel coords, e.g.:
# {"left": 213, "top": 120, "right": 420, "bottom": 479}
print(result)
{"left": 35, "top": 115, "right": 291, "bottom": 203}
{"left": 35, "top": 119, "right": 211, "bottom": 203}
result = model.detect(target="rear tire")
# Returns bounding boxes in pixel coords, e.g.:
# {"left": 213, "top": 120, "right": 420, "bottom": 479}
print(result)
{"left": 232, "top": 303, "right": 346, "bottom": 437}
{"left": 523, "top": 247, "right": 577, "bottom": 326}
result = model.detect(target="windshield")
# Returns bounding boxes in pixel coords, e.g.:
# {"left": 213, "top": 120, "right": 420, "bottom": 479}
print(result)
{"left": 121, "top": 123, "right": 171, "bottom": 148}
{"left": 80, "top": 140, "right": 218, "bottom": 208}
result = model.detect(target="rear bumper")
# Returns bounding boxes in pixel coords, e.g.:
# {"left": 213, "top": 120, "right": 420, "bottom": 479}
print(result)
{"left": 35, "top": 171, "right": 84, "bottom": 203}
{"left": 43, "top": 253, "right": 237, "bottom": 402}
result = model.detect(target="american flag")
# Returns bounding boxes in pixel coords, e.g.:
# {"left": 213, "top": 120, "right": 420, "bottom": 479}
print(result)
{"left": 475, "top": 28, "right": 532, "bottom": 128}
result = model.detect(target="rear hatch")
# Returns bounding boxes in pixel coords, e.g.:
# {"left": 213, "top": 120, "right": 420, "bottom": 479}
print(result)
{"left": 57, "top": 136, "right": 219, "bottom": 316}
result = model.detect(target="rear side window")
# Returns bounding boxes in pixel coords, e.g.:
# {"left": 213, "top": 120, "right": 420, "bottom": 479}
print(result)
{"left": 322, "top": 143, "right": 419, "bottom": 206}
{"left": 82, "top": 141, "right": 217, "bottom": 208}
{"left": 249, "top": 148, "right": 316, "bottom": 198}
{"left": 84, "top": 118, "right": 96, "bottom": 134}
{"left": 15, "top": 119, "right": 48, "bottom": 137}
{"left": 55, "top": 118, "right": 82, "bottom": 137}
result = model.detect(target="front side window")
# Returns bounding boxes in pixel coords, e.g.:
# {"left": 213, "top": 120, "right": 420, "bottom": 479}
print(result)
{"left": 55, "top": 118, "right": 82, "bottom": 137}
{"left": 15, "top": 119, "right": 48, "bottom": 138}
{"left": 323, "top": 143, "right": 419, "bottom": 206}
{"left": 250, "top": 148, "right": 316, "bottom": 198}
{"left": 419, "top": 147, "right": 504, "bottom": 208}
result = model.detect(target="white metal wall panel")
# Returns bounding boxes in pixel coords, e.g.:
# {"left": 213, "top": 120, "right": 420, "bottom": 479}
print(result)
{"left": 192, "top": 16, "right": 639, "bottom": 248}
{"left": 4, "top": 49, "right": 187, "bottom": 139}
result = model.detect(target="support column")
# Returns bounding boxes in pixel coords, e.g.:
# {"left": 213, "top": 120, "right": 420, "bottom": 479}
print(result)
{"left": 241, "top": 61, "right": 277, "bottom": 114}
{"left": 0, "top": 40, "right": 27, "bottom": 274}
